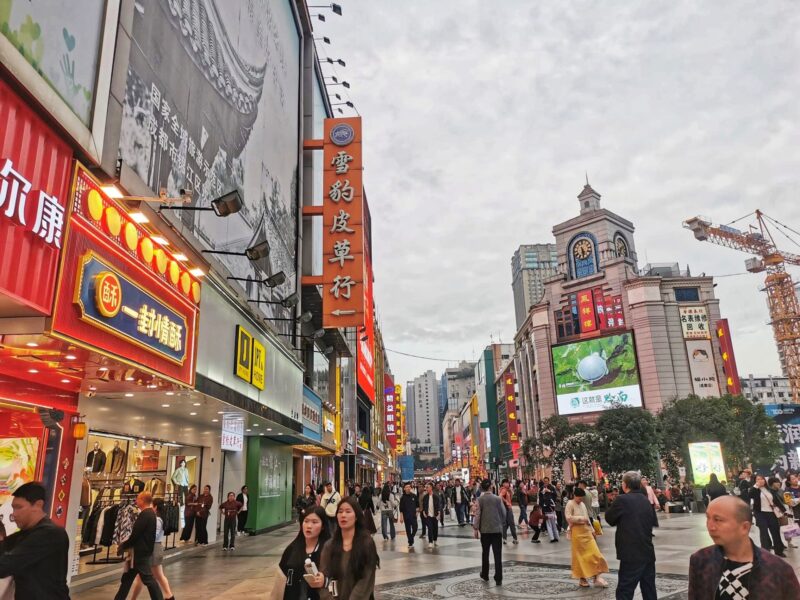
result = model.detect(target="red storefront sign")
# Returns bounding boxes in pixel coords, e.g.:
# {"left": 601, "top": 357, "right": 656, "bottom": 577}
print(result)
{"left": 384, "top": 374, "right": 397, "bottom": 450}
{"left": 357, "top": 251, "right": 375, "bottom": 402}
{"left": 716, "top": 319, "right": 742, "bottom": 395}
{"left": 0, "top": 78, "right": 73, "bottom": 315}
{"left": 504, "top": 373, "right": 520, "bottom": 458}
{"left": 577, "top": 288, "right": 597, "bottom": 332}
{"left": 322, "top": 117, "right": 365, "bottom": 328}
{"left": 50, "top": 164, "right": 201, "bottom": 386}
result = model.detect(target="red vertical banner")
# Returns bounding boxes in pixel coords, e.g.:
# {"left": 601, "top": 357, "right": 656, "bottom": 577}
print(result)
{"left": 613, "top": 295, "right": 625, "bottom": 328}
{"left": 604, "top": 296, "right": 615, "bottom": 328}
{"left": 322, "top": 118, "right": 365, "bottom": 328}
{"left": 577, "top": 289, "right": 597, "bottom": 332}
{"left": 716, "top": 319, "right": 742, "bottom": 395}
{"left": 504, "top": 373, "right": 520, "bottom": 458}
{"left": 593, "top": 287, "right": 606, "bottom": 330}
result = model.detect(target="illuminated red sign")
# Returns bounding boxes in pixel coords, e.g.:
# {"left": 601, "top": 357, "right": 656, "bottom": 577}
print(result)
{"left": 50, "top": 164, "right": 200, "bottom": 386}
{"left": 716, "top": 319, "right": 742, "bottom": 395}
{"left": 577, "top": 289, "right": 597, "bottom": 332}
{"left": 0, "top": 79, "right": 72, "bottom": 315}
{"left": 357, "top": 251, "right": 375, "bottom": 402}
{"left": 504, "top": 372, "right": 520, "bottom": 459}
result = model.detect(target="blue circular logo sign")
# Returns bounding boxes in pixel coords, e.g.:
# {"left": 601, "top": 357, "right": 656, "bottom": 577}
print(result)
{"left": 330, "top": 123, "right": 355, "bottom": 146}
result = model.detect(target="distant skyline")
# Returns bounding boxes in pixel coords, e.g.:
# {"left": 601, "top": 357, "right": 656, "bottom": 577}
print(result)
{"left": 320, "top": 1, "right": 800, "bottom": 390}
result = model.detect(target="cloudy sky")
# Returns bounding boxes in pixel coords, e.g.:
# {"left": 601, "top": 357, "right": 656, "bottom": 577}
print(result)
{"left": 318, "top": 1, "right": 800, "bottom": 390}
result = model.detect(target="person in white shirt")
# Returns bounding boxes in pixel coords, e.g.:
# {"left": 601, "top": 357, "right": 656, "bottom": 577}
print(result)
{"left": 236, "top": 486, "right": 249, "bottom": 536}
{"left": 321, "top": 481, "right": 342, "bottom": 532}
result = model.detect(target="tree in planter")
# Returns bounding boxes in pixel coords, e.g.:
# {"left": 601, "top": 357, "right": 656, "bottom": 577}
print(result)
{"left": 594, "top": 405, "right": 660, "bottom": 480}
{"left": 657, "top": 394, "right": 782, "bottom": 481}
{"left": 551, "top": 430, "right": 602, "bottom": 481}
{"left": 521, "top": 415, "right": 590, "bottom": 472}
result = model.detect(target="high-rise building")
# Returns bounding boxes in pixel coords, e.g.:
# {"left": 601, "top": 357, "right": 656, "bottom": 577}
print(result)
{"left": 511, "top": 244, "right": 559, "bottom": 330}
{"left": 444, "top": 361, "right": 477, "bottom": 413}
{"left": 410, "top": 370, "right": 440, "bottom": 457}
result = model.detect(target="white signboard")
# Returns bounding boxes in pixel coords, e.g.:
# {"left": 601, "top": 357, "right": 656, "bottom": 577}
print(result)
{"left": 679, "top": 306, "right": 711, "bottom": 340}
{"left": 221, "top": 416, "right": 244, "bottom": 452}
{"left": 686, "top": 339, "right": 720, "bottom": 398}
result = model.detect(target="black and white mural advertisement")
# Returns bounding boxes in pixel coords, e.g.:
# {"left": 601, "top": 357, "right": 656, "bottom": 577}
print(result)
{"left": 119, "top": 0, "right": 300, "bottom": 329}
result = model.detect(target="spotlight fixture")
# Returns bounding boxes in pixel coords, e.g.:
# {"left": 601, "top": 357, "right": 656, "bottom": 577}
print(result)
{"left": 228, "top": 270, "right": 286, "bottom": 288}
{"left": 315, "top": 36, "right": 331, "bottom": 45}
{"left": 360, "top": 335, "right": 369, "bottom": 342}
{"left": 160, "top": 190, "right": 243, "bottom": 217}
{"left": 325, "top": 57, "right": 346, "bottom": 67}
{"left": 203, "top": 240, "right": 269, "bottom": 262}
{"left": 268, "top": 310, "right": 313, "bottom": 324}
{"left": 309, "top": 3, "right": 342, "bottom": 15}
{"left": 250, "top": 291, "right": 299, "bottom": 309}
{"left": 331, "top": 101, "right": 355, "bottom": 108}
{"left": 310, "top": 328, "right": 326, "bottom": 340}
{"left": 325, "top": 76, "right": 350, "bottom": 89}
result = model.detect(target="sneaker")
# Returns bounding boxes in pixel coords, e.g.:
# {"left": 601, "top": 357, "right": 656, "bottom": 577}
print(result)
{"left": 421, "top": 534, "right": 426, "bottom": 539}
{"left": 428, "top": 542, "right": 433, "bottom": 548}
{"left": 550, "top": 539, "right": 558, "bottom": 543}
{"left": 408, "top": 543, "right": 414, "bottom": 548}
{"left": 433, "top": 541, "right": 438, "bottom": 546}
{"left": 223, "top": 547, "right": 228, "bottom": 551}
{"left": 532, "top": 539, "right": 541, "bottom": 544}
{"left": 230, "top": 546, "right": 235, "bottom": 550}
{"left": 512, "top": 539, "right": 518, "bottom": 545}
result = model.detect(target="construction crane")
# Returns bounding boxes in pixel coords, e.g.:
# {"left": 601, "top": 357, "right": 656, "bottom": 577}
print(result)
{"left": 684, "top": 210, "right": 800, "bottom": 403}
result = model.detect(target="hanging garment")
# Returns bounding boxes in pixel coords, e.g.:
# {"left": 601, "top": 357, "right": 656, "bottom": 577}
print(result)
{"left": 162, "top": 502, "right": 180, "bottom": 536}
{"left": 80, "top": 477, "right": 92, "bottom": 507}
{"left": 94, "top": 507, "right": 110, "bottom": 545}
{"left": 86, "top": 449, "right": 107, "bottom": 472}
{"left": 100, "top": 505, "right": 120, "bottom": 547}
{"left": 108, "top": 447, "right": 127, "bottom": 474}
{"left": 128, "top": 478, "right": 145, "bottom": 493}
{"left": 113, "top": 504, "right": 139, "bottom": 546}
{"left": 145, "top": 477, "right": 166, "bottom": 497}
{"left": 81, "top": 505, "right": 104, "bottom": 544}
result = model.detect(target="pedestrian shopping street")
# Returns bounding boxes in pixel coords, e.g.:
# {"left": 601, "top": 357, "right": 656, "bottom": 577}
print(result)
{"left": 72, "top": 511, "right": 800, "bottom": 599}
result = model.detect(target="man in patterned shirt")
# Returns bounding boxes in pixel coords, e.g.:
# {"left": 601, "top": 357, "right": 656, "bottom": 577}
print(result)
{"left": 688, "top": 495, "right": 800, "bottom": 599}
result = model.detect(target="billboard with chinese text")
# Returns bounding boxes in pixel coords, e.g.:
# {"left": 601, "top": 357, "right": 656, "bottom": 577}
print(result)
{"left": 764, "top": 404, "right": 800, "bottom": 474}
{"left": 686, "top": 339, "right": 720, "bottom": 398}
{"left": 688, "top": 441, "right": 726, "bottom": 486}
{"left": 322, "top": 117, "right": 365, "bottom": 327}
{"left": 551, "top": 333, "right": 643, "bottom": 415}
{"left": 118, "top": 0, "right": 300, "bottom": 332}
{"left": 680, "top": 306, "right": 711, "bottom": 340}
{"left": 357, "top": 252, "right": 375, "bottom": 402}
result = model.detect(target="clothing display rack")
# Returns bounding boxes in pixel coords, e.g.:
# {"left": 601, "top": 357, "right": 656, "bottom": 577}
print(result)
{"left": 83, "top": 495, "right": 138, "bottom": 565}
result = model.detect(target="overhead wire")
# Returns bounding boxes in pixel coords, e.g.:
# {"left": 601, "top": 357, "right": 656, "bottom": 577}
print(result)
{"left": 384, "top": 348, "right": 474, "bottom": 363}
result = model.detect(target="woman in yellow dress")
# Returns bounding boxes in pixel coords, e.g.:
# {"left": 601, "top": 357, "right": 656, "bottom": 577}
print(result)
{"left": 565, "top": 488, "right": 609, "bottom": 588}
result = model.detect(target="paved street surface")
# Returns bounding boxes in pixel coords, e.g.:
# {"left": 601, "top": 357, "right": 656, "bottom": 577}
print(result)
{"left": 73, "top": 512, "right": 800, "bottom": 599}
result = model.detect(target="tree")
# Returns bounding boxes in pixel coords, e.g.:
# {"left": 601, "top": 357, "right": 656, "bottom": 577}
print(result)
{"left": 521, "top": 415, "right": 590, "bottom": 471}
{"left": 594, "top": 405, "right": 659, "bottom": 479}
{"left": 551, "top": 430, "right": 602, "bottom": 480}
{"left": 657, "top": 394, "right": 782, "bottom": 481}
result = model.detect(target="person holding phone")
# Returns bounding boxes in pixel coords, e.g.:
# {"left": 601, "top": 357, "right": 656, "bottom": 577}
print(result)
{"left": 271, "top": 506, "right": 330, "bottom": 600}
{"left": 315, "top": 497, "right": 379, "bottom": 599}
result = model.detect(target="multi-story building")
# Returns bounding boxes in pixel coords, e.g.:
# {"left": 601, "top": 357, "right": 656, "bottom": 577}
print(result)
{"left": 445, "top": 361, "right": 478, "bottom": 413}
{"left": 512, "top": 244, "right": 559, "bottom": 330}
{"left": 515, "top": 183, "right": 735, "bottom": 430}
{"left": 475, "top": 344, "right": 514, "bottom": 471}
{"left": 741, "top": 374, "right": 793, "bottom": 404}
{"left": 409, "top": 370, "right": 441, "bottom": 457}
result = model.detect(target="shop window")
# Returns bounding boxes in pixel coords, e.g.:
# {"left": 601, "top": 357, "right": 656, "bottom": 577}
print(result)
{"left": 675, "top": 287, "right": 700, "bottom": 302}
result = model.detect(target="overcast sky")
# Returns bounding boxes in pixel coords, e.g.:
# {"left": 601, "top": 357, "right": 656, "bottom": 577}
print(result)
{"left": 319, "top": 1, "right": 800, "bottom": 392}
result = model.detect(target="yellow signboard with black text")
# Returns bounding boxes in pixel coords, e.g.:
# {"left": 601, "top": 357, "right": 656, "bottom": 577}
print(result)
{"left": 252, "top": 338, "right": 266, "bottom": 390}
{"left": 235, "top": 325, "right": 266, "bottom": 390}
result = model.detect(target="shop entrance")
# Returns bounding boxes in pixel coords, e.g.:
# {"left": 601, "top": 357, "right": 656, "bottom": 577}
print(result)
{"left": 76, "top": 431, "right": 203, "bottom": 576}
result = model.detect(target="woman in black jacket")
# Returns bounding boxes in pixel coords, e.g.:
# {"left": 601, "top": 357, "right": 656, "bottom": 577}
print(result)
{"left": 274, "top": 506, "right": 330, "bottom": 600}
{"left": 296, "top": 484, "right": 317, "bottom": 522}
{"left": 358, "top": 485, "right": 377, "bottom": 534}
{"left": 703, "top": 473, "right": 728, "bottom": 505}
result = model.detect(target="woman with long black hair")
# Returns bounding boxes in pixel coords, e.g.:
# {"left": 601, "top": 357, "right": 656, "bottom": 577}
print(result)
{"left": 377, "top": 483, "right": 397, "bottom": 541}
{"left": 271, "top": 506, "right": 331, "bottom": 600}
{"left": 315, "top": 497, "right": 379, "bottom": 599}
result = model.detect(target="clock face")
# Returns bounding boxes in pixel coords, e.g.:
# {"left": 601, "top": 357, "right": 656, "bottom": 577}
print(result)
{"left": 573, "top": 239, "right": 593, "bottom": 260}
{"left": 616, "top": 238, "right": 628, "bottom": 257}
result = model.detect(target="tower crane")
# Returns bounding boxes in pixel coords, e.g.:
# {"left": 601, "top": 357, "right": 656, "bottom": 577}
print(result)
{"left": 684, "top": 210, "right": 800, "bottom": 403}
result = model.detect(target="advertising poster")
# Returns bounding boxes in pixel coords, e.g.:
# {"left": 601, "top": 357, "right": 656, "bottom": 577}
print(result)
{"left": 764, "top": 405, "right": 800, "bottom": 473}
{"left": 688, "top": 442, "right": 726, "bottom": 486}
{"left": 680, "top": 306, "right": 711, "bottom": 340}
{"left": 0, "top": 437, "right": 39, "bottom": 537}
{"left": 551, "top": 333, "right": 643, "bottom": 415}
{"left": 686, "top": 340, "right": 720, "bottom": 398}
{"left": 118, "top": 0, "right": 300, "bottom": 332}
{"left": 0, "top": 0, "right": 105, "bottom": 124}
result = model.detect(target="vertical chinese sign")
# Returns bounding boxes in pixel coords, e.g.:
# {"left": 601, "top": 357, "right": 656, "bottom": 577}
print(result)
{"left": 322, "top": 118, "right": 365, "bottom": 329}
{"left": 384, "top": 374, "right": 397, "bottom": 451}
{"left": 577, "top": 289, "right": 597, "bottom": 333}
{"left": 716, "top": 319, "right": 742, "bottom": 395}
{"left": 678, "top": 306, "right": 719, "bottom": 398}
{"left": 504, "top": 374, "right": 520, "bottom": 459}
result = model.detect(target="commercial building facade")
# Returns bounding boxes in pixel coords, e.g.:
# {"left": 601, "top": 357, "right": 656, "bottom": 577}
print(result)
{"left": 512, "top": 244, "right": 558, "bottom": 330}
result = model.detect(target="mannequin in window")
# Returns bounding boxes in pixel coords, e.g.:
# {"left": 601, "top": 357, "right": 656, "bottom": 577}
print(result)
{"left": 86, "top": 442, "right": 107, "bottom": 473}
{"left": 108, "top": 440, "right": 127, "bottom": 475}
{"left": 171, "top": 460, "right": 190, "bottom": 505}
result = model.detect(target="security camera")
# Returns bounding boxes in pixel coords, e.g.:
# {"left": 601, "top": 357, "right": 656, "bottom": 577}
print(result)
{"left": 157, "top": 187, "right": 192, "bottom": 204}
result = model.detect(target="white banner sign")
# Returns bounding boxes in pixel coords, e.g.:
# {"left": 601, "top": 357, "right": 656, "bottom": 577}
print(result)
{"left": 680, "top": 306, "right": 711, "bottom": 340}
{"left": 221, "top": 416, "right": 244, "bottom": 452}
{"left": 686, "top": 339, "right": 720, "bottom": 397}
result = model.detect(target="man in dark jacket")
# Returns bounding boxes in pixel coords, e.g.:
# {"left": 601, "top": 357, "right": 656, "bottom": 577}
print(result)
{"left": 689, "top": 495, "right": 800, "bottom": 599}
{"left": 448, "top": 478, "right": 471, "bottom": 526}
{"left": 398, "top": 482, "right": 420, "bottom": 547}
{"left": 0, "top": 482, "right": 70, "bottom": 599}
{"left": 605, "top": 471, "right": 658, "bottom": 600}
{"left": 473, "top": 479, "right": 506, "bottom": 585}
{"left": 114, "top": 492, "right": 163, "bottom": 600}
{"left": 421, "top": 482, "right": 441, "bottom": 547}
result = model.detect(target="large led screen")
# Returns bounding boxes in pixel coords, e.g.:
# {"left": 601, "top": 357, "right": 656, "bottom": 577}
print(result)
{"left": 552, "top": 333, "right": 643, "bottom": 415}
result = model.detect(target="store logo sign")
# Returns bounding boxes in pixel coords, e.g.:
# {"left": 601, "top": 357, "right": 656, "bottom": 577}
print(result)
{"left": 74, "top": 252, "right": 188, "bottom": 363}
{"left": 330, "top": 123, "right": 355, "bottom": 146}
{"left": 234, "top": 325, "right": 266, "bottom": 391}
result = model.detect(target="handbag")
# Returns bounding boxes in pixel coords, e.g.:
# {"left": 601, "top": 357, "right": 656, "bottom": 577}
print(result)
{"left": 777, "top": 512, "right": 790, "bottom": 526}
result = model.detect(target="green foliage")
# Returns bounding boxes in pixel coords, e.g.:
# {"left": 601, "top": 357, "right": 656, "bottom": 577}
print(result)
{"left": 551, "top": 430, "right": 602, "bottom": 480}
{"left": 594, "top": 405, "right": 659, "bottom": 478}
{"left": 657, "top": 394, "right": 783, "bottom": 481}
